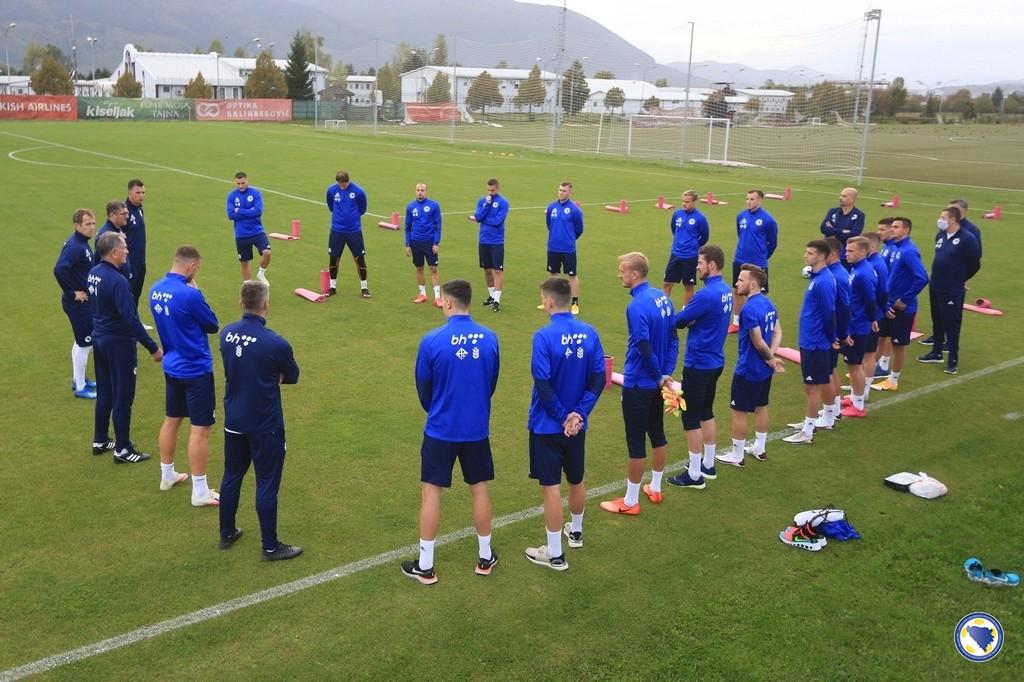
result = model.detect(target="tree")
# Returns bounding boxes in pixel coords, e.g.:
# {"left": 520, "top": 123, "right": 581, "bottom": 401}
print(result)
{"left": 376, "top": 63, "right": 400, "bottom": 103}
{"left": 22, "top": 42, "right": 72, "bottom": 74}
{"left": 593, "top": 70, "right": 615, "bottom": 79}
{"left": 514, "top": 64, "right": 547, "bottom": 114}
{"left": 208, "top": 39, "right": 224, "bottom": 54}
{"left": 112, "top": 70, "right": 143, "bottom": 97}
{"left": 30, "top": 56, "right": 73, "bottom": 95}
{"left": 245, "top": 51, "right": 288, "bottom": 98}
{"left": 654, "top": 78, "right": 668, "bottom": 87}
{"left": 925, "top": 95, "right": 940, "bottom": 118}
{"left": 425, "top": 72, "right": 452, "bottom": 104}
{"left": 297, "top": 31, "right": 330, "bottom": 71}
{"left": 992, "top": 86, "right": 1004, "bottom": 110}
{"left": 603, "top": 86, "right": 625, "bottom": 113}
{"left": 702, "top": 90, "right": 727, "bottom": 118}
{"left": 642, "top": 95, "right": 660, "bottom": 113}
{"left": 962, "top": 100, "right": 977, "bottom": 121}
{"left": 328, "top": 62, "right": 351, "bottom": 86}
{"left": 744, "top": 96, "right": 762, "bottom": 113}
{"left": 233, "top": 47, "right": 245, "bottom": 58}
{"left": 92, "top": 67, "right": 112, "bottom": 80}
{"left": 466, "top": 71, "right": 504, "bottom": 113}
{"left": 494, "top": 60, "right": 508, "bottom": 69}
{"left": 974, "top": 93, "right": 995, "bottom": 114}
{"left": 403, "top": 49, "right": 426, "bottom": 74}
{"left": 944, "top": 88, "right": 973, "bottom": 113}
{"left": 560, "top": 59, "right": 590, "bottom": 115}
{"left": 183, "top": 71, "right": 213, "bottom": 98}
{"left": 284, "top": 32, "right": 313, "bottom": 99}
{"left": 430, "top": 34, "right": 448, "bottom": 66}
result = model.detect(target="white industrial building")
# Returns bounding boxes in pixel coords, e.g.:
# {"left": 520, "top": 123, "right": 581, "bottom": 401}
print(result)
{"left": 400, "top": 66, "right": 558, "bottom": 111}
{"left": 108, "top": 44, "right": 327, "bottom": 99}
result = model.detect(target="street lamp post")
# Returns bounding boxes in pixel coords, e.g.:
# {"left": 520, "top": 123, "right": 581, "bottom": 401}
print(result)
{"left": 857, "top": 9, "right": 882, "bottom": 184}
{"left": 245, "top": 36, "right": 261, "bottom": 59}
{"left": 3, "top": 22, "right": 14, "bottom": 94}
{"left": 86, "top": 36, "right": 97, "bottom": 87}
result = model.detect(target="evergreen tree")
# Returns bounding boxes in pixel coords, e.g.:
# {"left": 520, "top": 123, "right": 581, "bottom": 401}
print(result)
{"left": 245, "top": 52, "right": 288, "bottom": 98}
{"left": 702, "top": 91, "right": 727, "bottom": 118}
{"left": 112, "top": 69, "right": 143, "bottom": 97}
{"left": 603, "top": 86, "right": 625, "bottom": 113}
{"left": 426, "top": 72, "right": 452, "bottom": 104}
{"left": 560, "top": 60, "right": 590, "bottom": 115}
{"left": 376, "top": 63, "right": 400, "bottom": 103}
{"left": 514, "top": 64, "right": 547, "bottom": 114}
{"left": 284, "top": 32, "right": 314, "bottom": 99}
{"left": 30, "top": 56, "right": 73, "bottom": 95}
{"left": 466, "top": 71, "right": 504, "bottom": 113}
{"left": 430, "top": 34, "right": 448, "bottom": 66}
{"left": 184, "top": 71, "right": 213, "bottom": 98}
{"left": 592, "top": 70, "right": 615, "bottom": 79}
{"left": 642, "top": 95, "right": 660, "bottom": 113}
{"left": 208, "top": 39, "right": 224, "bottom": 54}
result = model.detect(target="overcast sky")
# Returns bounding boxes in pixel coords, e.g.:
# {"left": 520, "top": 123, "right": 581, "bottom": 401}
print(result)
{"left": 523, "top": 0, "right": 1023, "bottom": 87}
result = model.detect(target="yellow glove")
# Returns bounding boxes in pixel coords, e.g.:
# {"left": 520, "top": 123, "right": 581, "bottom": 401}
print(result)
{"left": 661, "top": 385, "right": 687, "bottom": 416}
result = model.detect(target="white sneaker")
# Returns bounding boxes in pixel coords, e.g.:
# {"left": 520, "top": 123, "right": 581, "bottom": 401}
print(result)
{"left": 256, "top": 271, "right": 270, "bottom": 287}
{"left": 783, "top": 431, "right": 814, "bottom": 445}
{"left": 524, "top": 544, "right": 568, "bottom": 571}
{"left": 159, "top": 472, "right": 189, "bottom": 491}
{"left": 787, "top": 421, "right": 807, "bottom": 430}
{"left": 813, "top": 416, "right": 834, "bottom": 430}
{"left": 744, "top": 445, "right": 767, "bottom": 462}
{"left": 715, "top": 451, "right": 745, "bottom": 468}
{"left": 192, "top": 489, "right": 221, "bottom": 507}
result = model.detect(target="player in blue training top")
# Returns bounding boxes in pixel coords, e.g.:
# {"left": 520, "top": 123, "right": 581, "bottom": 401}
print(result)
{"left": 150, "top": 246, "right": 221, "bottom": 507}
{"left": 819, "top": 187, "right": 866, "bottom": 269}
{"left": 225, "top": 172, "right": 272, "bottom": 287}
{"left": 873, "top": 218, "right": 897, "bottom": 378}
{"left": 731, "top": 189, "right": 778, "bottom": 333}
{"left": 95, "top": 200, "right": 133, "bottom": 279}
{"left": 88, "top": 231, "right": 163, "bottom": 462}
{"left": 873, "top": 217, "right": 929, "bottom": 392}
{"left": 818, "top": 237, "right": 850, "bottom": 430}
{"left": 404, "top": 182, "right": 443, "bottom": 307}
{"left": 838, "top": 237, "right": 878, "bottom": 419}
{"left": 715, "top": 264, "right": 784, "bottom": 468}
{"left": 403, "top": 279, "right": 500, "bottom": 585}
{"left": 524, "top": 276, "right": 606, "bottom": 572}
{"left": 124, "top": 179, "right": 149, "bottom": 309}
{"left": 662, "top": 189, "right": 710, "bottom": 304}
{"left": 543, "top": 181, "right": 585, "bottom": 314}
{"left": 783, "top": 240, "right": 836, "bottom": 445}
{"left": 600, "top": 252, "right": 678, "bottom": 516}
{"left": 863, "top": 228, "right": 890, "bottom": 382}
{"left": 218, "top": 281, "right": 302, "bottom": 561}
{"left": 325, "top": 170, "right": 370, "bottom": 298}
{"left": 666, "top": 244, "right": 733, "bottom": 490}
{"left": 918, "top": 206, "right": 980, "bottom": 376}
{"left": 468, "top": 178, "right": 510, "bottom": 312}
{"left": 55, "top": 209, "right": 99, "bottom": 399}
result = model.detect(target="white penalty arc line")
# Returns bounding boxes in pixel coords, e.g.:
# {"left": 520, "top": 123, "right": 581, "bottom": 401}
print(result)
{"left": 3, "top": 353, "right": 1023, "bottom": 681}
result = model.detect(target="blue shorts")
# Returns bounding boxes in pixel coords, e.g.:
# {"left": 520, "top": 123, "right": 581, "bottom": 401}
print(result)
{"left": 410, "top": 240, "right": 438, "bottom": 267}
{"left": 664, "top": 256, "right": 698, "bottom": 285}
{"left": 165, "top": 372, "right": 216, "bottom": 426}
{"left": 328, "top": 230, "right": 366, "bottom": 258}
{"left": 621, "top": 385, "right": 667, "bottom": 458}
{"left": 62, "top": 298, "right": 93, "bottom": 346}
{"left": 842, "top": 334, "right": 870, "bottom": 365}
{"left": 479, "top": 243, "right": 505, "bottom": 271}
{"left": 866, "top": 329, "right": 880, "bottom": 353}
{"left": 732, "top": 262, "right": 769, "bottom": 293}
{"left": 730, "top": 373, "right": 772, "bottom": 413}
{"left": 800, "top": 348, "right": 832, "bottom": 385}
{"left": 681, "top": 366, "right": 723, "bottom": 430}
{"left": 830, "top": 347, "right": 840, "bottom": 370}
{"left": 420, "top": 435, "right": 494, "bottom": 487}
{"left": 529, "top": 431, "right": 585, "bottom": 486}
{"left": 235, "top": 232, "right": 271, "bottom": 262}
{"left": 877, "top": 316, "right": 891, "bottom": 338}
{"left": 547, "top": 251, "right": 577, "bottom": 276}
{"left": 889, "top": 310, "right": 914, "bottom": 346}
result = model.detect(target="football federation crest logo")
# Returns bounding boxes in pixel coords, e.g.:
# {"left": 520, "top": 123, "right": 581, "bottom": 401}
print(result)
{"left": 954, "top": 612, "right": 1003, "bottom": 662}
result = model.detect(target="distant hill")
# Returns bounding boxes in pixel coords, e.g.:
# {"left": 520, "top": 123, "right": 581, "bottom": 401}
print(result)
{"left": 664, "top": 61, "right": 848, "bottom": 88}
{"left": 933, "top": 80, "right": 1024, "bottom": 96}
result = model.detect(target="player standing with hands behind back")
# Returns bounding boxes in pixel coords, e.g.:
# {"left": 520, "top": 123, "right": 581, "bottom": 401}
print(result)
{"left": 226, "top": 172, "right": 272, "bottom": 286}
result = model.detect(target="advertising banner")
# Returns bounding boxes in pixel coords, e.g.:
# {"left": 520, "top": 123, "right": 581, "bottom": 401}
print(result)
{"left": 193, "top": 99, "right": 292, "bottom": 122}
{"left": 0, "top": 95, "right": 78, "bottom": 120}
{"left": 78, "top": 97, "right": 192, "bottom": 120}
{"left": 403, "top": 103, "right": 459, "bottom": 123}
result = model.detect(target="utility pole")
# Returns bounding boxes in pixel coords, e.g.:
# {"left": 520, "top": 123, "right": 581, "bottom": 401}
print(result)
{"left": 857, "top": 9, "right": 882, "bottom": 184}
{"left": 548, "top": 0, "right": 567, "bottom": 153}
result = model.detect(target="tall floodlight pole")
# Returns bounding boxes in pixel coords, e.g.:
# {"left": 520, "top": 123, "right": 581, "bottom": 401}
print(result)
{"left": 857, "top": 9, "right": 882, "bottom": 184}
{"left": 853, "top": 14, "right": 871, "bottom": 124}
{"left": 86, "top": 36, "right": 97, "bottom": 85}
{"left": 3, "top": 22, "right": 15, "bottom": 94}
{"left": 246, "top": 37, "right": 260, "bottom": 59}
{"left": 549, "top": 0, "right": 567, "bottom": 153}
{"left": 450, "top": 36, "right": 457, "bottom": 144}
{"left": 681, "top": 20, "right": 695, "bottom": 165}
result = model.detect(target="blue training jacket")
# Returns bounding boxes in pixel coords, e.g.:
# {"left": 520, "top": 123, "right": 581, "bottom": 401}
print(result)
{"left": 545, "top": 199, "right": 584, "bottom": 253}
{"left": 669, "top": 207, "right": 710, "bottom": 260}
{"left": 798, "top": 267, "right": 837, "bottom": 350}
{"left": 735, "top": 293, "right": 778, "bottom": 382}
{"left": 88, "top": 260, "right": 158, "bottom": 352}
{"left": 528, "top": 312, "right": 605, "bottom": 434}
{"left": 405, "top": 197, "right": 443, "bottom": 246}
{"left": 622, "top": 282, "right": 678, "bottom": 389}
{"left": 54, "top": 231, "right": 94, "bottom": 302}
{"left": 734, "top": 207, "right": 778, "bottom": 267}
{"left": 847, "top": 259, "right": 878, "bottom": 336}
{"left": 828, "top": 261, "right": 851, "bottom": 340}
{"left": 820, "top": 206, "right": 866, "bottom": 263}
{"left": 150, "top": 272, "right": 219, "bottom": 379}
{"left": 475, "top": 194, "right": 510, "bottom": 245}
{"left": 226, "top": 187, "right": 264, "bottom": 238}
{"left": 326, "top": 182, "right": 368, "bottom": 233}
{"left": 886, "top": 237, "right": 929, "bottom": 313}
{"left": 220, "top": 313, "right": 299, "bottom": 435}
{"left": 125, "top": 198, "right": 147, "bottom": 270}
{"left": 415, "top": 314, "right": 500, "bottom": 442}
{"left": 674, "top": 275, "right": 732, "bottom": 370}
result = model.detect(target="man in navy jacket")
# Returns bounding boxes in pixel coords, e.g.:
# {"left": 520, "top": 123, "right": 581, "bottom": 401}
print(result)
{"left": 54, "top": 208, "right": 98, "bottom": 399}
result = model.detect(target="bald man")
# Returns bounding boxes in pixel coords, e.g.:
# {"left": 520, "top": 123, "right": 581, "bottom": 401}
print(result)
{"left": 820, "top": 187, "right": 866, "bottom": 270}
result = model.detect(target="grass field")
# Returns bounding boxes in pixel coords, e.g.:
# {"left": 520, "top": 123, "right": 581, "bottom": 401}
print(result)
{"left": 1, "top": 120, "right": 1022, "bottom": 680}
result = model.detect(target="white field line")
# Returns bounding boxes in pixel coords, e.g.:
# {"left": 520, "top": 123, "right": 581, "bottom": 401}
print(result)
{"left": 3, "top": 354, "right": 1023, "bottom": 681}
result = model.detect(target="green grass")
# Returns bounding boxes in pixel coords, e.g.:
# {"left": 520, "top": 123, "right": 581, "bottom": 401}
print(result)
{"left": 0, "top": 120, "right": 1022, "bottom": 679}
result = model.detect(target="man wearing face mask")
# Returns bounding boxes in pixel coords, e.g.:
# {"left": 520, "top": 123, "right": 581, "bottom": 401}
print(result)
{"left": 918, "top": 207, "right": 979, "bottom": 375}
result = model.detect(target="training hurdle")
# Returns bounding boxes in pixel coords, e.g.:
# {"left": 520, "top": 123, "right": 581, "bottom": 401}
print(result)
{"left": 765, "top": 187, "right": 792, "bottom": 201}
{"left": 982, "top": 205, "right": 1002, "bottom": 220}
{"left": 604, "top": 199, "right": 629, "bottom": 213}
{"left": 655, "top": 195, "right": 675, "bottom": 210}
{"left": 377, "top": 211, "right": 400, "bottom": 230}
{"left": 880, "top": 194, "right": 900, "bottom": 208}
{"left": 699, "top": 192, "right": 728, "bottom": 206}
{"left": 269, "top": 219, "right": 302, "bottom": 241}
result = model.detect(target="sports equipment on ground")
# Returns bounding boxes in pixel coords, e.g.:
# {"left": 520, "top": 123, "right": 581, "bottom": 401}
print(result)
{"left": 963, "top": 303, "right": 1003, "bottom": 316}
{"left": 964, "top": 557, "right": 1020, "bottom": 587}
{"left": 294, "top": 288, "right": 327, "bottom": 303}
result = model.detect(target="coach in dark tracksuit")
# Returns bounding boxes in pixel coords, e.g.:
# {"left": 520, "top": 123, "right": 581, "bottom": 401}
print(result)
{"left": 88, "top": 231, "right": 162, "bottom": 463}
{"left": 919, "top": 206, "right": 980, "bottom": 375}
{"left": 125, "top": 179, "right": 148, "bottom": 308}
{"left": 218, "top": 281, "right": 302, "bottom": 561}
